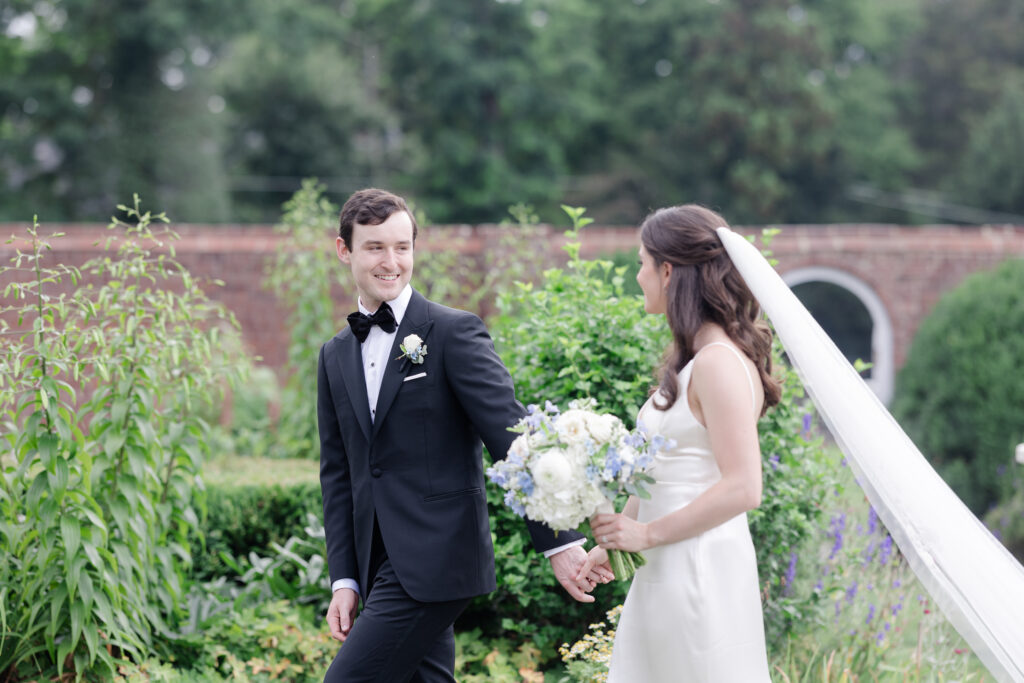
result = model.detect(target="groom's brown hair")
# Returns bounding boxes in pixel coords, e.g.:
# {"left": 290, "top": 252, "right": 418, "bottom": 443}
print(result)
{"left": 338, "top": 188, "right": 419, "bottom": 250}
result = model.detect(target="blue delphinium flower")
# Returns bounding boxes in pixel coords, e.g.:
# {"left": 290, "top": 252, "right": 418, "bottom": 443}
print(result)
{"left": 783, "top": 552, "right": 798, "bottom": 595}
{"left": 829, "top": 513, "right": 847, "bottom": 560}
{"left": 879, "top": 534, "right": 893, "bottom": 565}
{"left": 623, "top": 431, "right": 645, "bottom": 450}
{"left": 516, "top": 471, "right": 534, "bottom": 497}
{"left": 488, "top": 468, "right": 508, "bottom": 487}
{"left": 504, "top": 490, "right": 525, "bottom": 517}
{"left": 603, "top": 447, "right": 623, "bottom": 479}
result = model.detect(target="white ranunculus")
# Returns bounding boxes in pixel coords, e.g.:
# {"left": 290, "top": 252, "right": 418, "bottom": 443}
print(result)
{"left": 531, "top": 449, "right": 574, "bottom": 493}
{"left": 556, "top": 409, "right": 588, "bottom": 440}
{"left": 586, "top": 413, "right": 620, "bottom": 443}
{"left": 508, "top": 434, "right": 530, "bottom": 460}
{"left": 403, "top": 334, "right": 423, "bottom": 351}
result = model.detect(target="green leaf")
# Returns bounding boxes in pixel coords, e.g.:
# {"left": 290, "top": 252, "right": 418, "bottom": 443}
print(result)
{"left": 61, "top": 515, "right": 81, "bottom": 562}
{"left": 70, "top": 599, "right": 86, "bottom": 653}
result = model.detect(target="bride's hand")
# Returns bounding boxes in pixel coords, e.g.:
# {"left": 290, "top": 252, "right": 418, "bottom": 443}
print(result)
{"left": 576, "top": 546, "right": 614, "bottom": 584}
{"left": 591, "top": 512, "right": 653, "bottom": 553}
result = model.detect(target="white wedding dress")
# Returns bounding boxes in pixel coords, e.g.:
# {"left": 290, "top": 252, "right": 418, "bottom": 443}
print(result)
{"left": 608, "top": 342, "right": 771, "bottom": 682}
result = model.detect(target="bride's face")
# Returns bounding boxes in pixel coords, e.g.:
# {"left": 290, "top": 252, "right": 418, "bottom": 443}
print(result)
{"left": 637, "top": 245, "right": 671, "bottom": 315}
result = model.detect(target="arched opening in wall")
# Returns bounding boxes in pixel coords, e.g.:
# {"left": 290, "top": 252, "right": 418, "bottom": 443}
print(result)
{"left": 790, "top": 282, "right": 873, "bottom": 377}
{"left": 782, "top": 267, "right": 895, "bottom": 405}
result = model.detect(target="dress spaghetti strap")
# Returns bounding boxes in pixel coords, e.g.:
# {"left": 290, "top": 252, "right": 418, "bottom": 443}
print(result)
{"left": 695, "top": 341, "right": 758, "bottom": 414}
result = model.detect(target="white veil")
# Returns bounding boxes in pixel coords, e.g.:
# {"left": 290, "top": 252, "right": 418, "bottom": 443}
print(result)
{"left": 716, "top": 227, "right": 1024, "bottom": 682}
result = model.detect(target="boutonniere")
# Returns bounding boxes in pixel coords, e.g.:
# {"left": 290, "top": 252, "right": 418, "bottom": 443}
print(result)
{"left": 397, "top": 333, "right": 428, "bottom": 365}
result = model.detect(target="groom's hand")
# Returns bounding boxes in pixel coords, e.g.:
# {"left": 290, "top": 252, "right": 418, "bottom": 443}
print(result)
{"left": 549, "top": 545, "right": 597, "bottom": 603}
{"left": 326, "top": 588, "right": 358, "bottom": 642}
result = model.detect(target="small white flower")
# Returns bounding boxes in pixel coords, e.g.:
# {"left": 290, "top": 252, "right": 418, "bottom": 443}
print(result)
{"left": 398, "top": 333, "right": 427, "bottom": 365}
{"left": 531, "top": 449, "right": 574, "bottom": 493}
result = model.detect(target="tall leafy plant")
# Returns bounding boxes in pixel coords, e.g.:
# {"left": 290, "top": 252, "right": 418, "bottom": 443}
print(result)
{"left": 0, "top": 199, "right": 245, "bottom": 680}
{"left": 264, "top": 180, "right": 345, "bottom": 459}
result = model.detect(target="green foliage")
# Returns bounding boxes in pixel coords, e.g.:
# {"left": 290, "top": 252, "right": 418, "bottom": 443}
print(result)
{"left": 0, "top": 0, "right": 240, "bottom": 222}
{"left": 892, "top": 258, "right": 1024, "bottom": 513}
{"left": 188, "top": 481, "right": 321, "bottom": 581}
{"left": 751, "top": 339, "right": 834, "bottom": 646}
{"left": 7, "top": 0, "right": 1024, "bottom": 223}
{"left": 953, "top": 81, "right": 1024, "bottom": 214}
{"left": 133, "top": 601, "right": 335, "bottom": 683}
{"left": 493, "top": 205, "right": 669, "bottom": 423}
{"left": 454, "top": 629, "right": 544, "bottom": 683}
{"left": 0, "top": 200, "right": 245, "bottom": 680}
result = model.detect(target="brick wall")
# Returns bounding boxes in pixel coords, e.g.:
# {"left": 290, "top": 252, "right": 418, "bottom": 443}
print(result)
{"left": 3, "top": 222, "right": 1023, "bottom": 374}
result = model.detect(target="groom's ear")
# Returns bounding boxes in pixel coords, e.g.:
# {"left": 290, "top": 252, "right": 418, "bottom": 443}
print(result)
{"left": 336, "top": 236, "right": 351, "bottom": 265}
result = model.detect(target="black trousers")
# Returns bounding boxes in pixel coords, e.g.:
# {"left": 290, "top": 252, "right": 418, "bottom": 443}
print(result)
{"left": 324, "top": 521, "right": 471, "bottom": 683}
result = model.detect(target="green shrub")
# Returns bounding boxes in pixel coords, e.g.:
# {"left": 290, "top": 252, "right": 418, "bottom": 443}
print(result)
{"left": 189, "top": 482, "right": 322, "bottom": 581}
{"left": 0, "top": 201, "right": 245, "bottom": 680}
{"left": 893, "top": 257, "right": 1024, "bottom": 513}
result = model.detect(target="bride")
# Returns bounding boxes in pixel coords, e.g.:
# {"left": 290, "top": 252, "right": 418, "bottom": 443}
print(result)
{"left": 580, "top": 204, "right": 776, "bottom": 681}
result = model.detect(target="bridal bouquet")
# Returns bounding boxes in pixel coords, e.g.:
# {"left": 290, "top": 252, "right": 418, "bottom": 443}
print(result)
{"left": 486, "top": 398, "right": 672, "bottom": 581}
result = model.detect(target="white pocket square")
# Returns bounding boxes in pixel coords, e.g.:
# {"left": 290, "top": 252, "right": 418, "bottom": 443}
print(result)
{"left": 403, "top": 372, "right": 427, "bottom": 383}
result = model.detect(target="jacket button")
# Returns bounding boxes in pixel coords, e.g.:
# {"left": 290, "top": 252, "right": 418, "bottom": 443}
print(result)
{"left": 371, "top": 468, "right": 382, "bottom": 478}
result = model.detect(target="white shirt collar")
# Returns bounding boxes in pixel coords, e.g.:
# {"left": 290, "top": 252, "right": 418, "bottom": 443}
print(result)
{"left": 358, "top": 284, "right": 412, "bottom": 326}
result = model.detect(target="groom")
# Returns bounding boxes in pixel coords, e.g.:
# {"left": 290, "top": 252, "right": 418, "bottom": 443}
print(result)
{"left": 318, "top": 188, "right": 592, "bottom": 682}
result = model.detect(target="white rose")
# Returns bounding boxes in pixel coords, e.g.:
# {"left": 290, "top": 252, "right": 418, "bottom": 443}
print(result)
{"left": 403, "top": 334, "right": 423, "bottom": 351}
{"left": 531, "top": 449, "right": 574, "bottom": 493}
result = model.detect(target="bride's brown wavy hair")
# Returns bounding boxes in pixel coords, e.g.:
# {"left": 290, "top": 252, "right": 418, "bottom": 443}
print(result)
{"left": 640, "top": 204, "right": 781, "bottom": 416}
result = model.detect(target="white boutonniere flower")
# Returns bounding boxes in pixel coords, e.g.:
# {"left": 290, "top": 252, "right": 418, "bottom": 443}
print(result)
{"left": 398, "top": 333, "right": 428, "bottom": 365}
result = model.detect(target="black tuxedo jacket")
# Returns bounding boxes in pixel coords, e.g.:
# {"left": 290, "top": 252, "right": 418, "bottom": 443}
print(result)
{"left": 317, "top": 289, "right": 582, "bottom": 603}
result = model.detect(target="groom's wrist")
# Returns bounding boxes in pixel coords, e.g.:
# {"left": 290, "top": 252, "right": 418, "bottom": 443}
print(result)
{"left": 332, "top": 578, "right": 360, "bottom": 596}
{"left": 542, "top": 538, "right": 586, "bottom": 558}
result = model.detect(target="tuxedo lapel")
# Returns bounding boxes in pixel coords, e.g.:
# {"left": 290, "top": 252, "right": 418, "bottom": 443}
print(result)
{"left": 338, "top": 331, "right": 373, "bottom": 444}
{"left": 372, "top": 290, "right": 434, "bottom": 439}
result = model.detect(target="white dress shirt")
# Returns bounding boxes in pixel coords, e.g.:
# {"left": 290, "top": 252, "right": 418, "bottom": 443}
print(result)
{"left": 331, "top": 284, "right": 582, "bottom": 596}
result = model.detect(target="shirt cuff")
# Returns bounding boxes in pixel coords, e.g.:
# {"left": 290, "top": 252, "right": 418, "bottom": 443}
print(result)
{"left": 331, "top": 578, "right": 360, "bottom": 596}
{"left": 542, "top": 537, "right": 587, "bottom": 558}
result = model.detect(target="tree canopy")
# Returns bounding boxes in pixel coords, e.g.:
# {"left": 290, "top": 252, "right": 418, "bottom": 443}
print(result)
{"left": 1, "top": 0, "right": 1021, "bottom": 224}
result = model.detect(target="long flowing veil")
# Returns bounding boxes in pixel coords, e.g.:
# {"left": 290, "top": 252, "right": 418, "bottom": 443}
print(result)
{"left": 716, "top": 227, "right": 1024, "bottom": 682}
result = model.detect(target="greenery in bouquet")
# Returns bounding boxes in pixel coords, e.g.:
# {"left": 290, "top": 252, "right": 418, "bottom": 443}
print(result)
{"left": 486, "top": 398, "right": 673, "bottom": 580}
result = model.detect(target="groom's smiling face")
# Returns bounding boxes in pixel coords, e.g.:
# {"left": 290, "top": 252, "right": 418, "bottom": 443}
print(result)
{"left": 337, "top": 210, "right": 415, "bottom": 312}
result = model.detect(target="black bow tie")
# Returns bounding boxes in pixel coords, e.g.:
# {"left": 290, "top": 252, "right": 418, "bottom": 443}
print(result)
{"left": 347, "top": 302, "right": 397, "bottom": 343}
